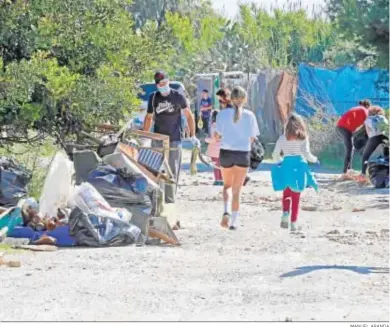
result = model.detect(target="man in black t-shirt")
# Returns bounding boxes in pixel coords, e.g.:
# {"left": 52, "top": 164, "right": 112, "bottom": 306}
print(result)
{"left": 144, "top": 71, "right": 198, "bottom": 228}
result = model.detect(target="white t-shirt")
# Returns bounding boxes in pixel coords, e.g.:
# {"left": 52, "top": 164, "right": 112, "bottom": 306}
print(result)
{"left": 272, "top": 134, "right": 318, "bottom": 163}
{"left": 365, "top": 115, "right": 389, "bottom": 138}
{"left": 215, "top": 108, "right": 260, "bottom": 152}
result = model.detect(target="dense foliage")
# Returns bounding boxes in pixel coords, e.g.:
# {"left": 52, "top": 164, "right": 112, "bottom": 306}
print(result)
{"left": 0, "top": 0, "right": 388, "bottom": 145}
{"left": 326, "top": 0, "right": 389, "bottom": 68}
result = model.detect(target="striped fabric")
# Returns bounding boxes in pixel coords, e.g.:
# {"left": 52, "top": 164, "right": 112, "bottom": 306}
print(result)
{"left": 138, "top": 148, "right": 164, "bottom": 173}
{"left": 272, "top": 135, "right": 318, "bottom": 163}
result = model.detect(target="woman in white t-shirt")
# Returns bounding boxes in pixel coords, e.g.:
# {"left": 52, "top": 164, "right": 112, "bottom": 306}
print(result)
{"left": 358, "top": 106, "right": 389, "bottom": 183}
{"left": 214, "top": 86, "right": 260, "bottom": 230}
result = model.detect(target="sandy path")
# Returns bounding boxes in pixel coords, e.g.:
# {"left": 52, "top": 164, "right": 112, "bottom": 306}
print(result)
{"left": 0, "top": 154, "right": 389, "bottom": 322}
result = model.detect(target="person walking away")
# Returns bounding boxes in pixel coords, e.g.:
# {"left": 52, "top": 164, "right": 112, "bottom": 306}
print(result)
{"left": 214, "top": 86, "right": 260, "bottom": 230}
{"left": 216, "top": 88, "right": 251, "bottom": 186}
{"left": 144, "top": 71, "right": 199, "bottom": 229}
{"left": 205, "top": 110, "right": 223, "bottom": 186}
{"left": 272, "top": 113, "right": 319, "bottom": 232}
{"left": 357, "top": 106, "right": 389, "bottom": 184}
{"left": 336, "top": 100, "right": 370, "bottom": 180}
{"left": 200, "top": 89, "right": 213, "bottom": 135}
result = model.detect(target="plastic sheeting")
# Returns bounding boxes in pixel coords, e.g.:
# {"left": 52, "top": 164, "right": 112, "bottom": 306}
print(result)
{"left": 247, "top": 70, "right": 284, "bottom": 142}
{"left": 68, "top": 207, "right": 141, "bottom": 247}
{"left": 0, "top": 158, "right": 31, "bottom": 207}
{"left": 39, "top": 152, "right": 74, "bottom": 218}
{"left": 87, "top": 166, "right": 152, "bottom": 235}
{"left": 296, "top": 64, "right": 389, "bottom": 117}
{"left": 196, "top": 70, "right": 296, "bottom": 142}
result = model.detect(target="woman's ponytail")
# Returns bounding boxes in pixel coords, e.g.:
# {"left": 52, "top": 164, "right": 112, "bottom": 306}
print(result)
{"left": 231, "top": 86, "right": 247, "bottom": 123}
{"left": 232, "top": 99, "right": 242, "bottom": 123}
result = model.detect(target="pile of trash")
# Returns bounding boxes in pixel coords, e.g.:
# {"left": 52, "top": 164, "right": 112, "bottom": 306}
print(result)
{"left": 0, "top": 138, "right": 179, "bottom": 248}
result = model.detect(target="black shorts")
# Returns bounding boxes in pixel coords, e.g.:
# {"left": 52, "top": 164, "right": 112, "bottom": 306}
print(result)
{"left": 219, "top": 149, "right": 250, "bottom": 168}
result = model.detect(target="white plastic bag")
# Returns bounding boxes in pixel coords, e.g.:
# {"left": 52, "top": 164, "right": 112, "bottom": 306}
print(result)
{"left": 39, "top": 152, "right": 74, "bottom": 218}
{"left": 72, "top": 182, "right": 120, "bottom": 220}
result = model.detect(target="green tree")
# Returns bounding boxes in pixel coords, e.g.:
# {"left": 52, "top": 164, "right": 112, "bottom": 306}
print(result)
{"left": 326, "top": 0, "right": 389, "bottom": 68}
{"left": 129, "top": 0, "right": 210, "bottom": 29}
{"left": 235, "top": 4, "right": 334, "bottom": 69}
{"left": 0, "top": 0, "right": 163, "bottom": 145}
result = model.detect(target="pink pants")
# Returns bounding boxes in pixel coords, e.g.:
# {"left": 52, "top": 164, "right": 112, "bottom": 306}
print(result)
{"left": 212, "top": 157, "right": 222, "bottom": 182}
{"left": 282, "top": 188, "right": 301, "bottom": 223}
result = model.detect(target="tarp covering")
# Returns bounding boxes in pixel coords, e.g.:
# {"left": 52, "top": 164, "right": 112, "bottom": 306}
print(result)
{"left": 196, "top": 70, "right": 296, "bottom": 142}
{"left": 247, "top": 70, "right": 285, "bottom": 142}
{"left": 276, "top": 71, "right": 297, "bottom": 125}
{"left": 0, "top": 158, "right": 31, "bottom": 207}
{"left": 295, "top": 63, "right": 389, "bottom": 117}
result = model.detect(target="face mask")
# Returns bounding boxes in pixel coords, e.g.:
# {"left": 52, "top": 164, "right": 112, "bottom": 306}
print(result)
{"left": 157, "top": 85, "right": 170, "bottom": 94}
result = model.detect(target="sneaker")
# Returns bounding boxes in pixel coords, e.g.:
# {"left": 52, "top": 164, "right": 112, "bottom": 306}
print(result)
{"left": 280, "top": 212, "right": 289, "bottom": 229}
{"left": 220, "top": 213, "right": 230, "bottom": 228}
{"left": 229, "top": 214, "right": 238, "bottom": 229}
{"left": 243, "top": 176, "right": 251, "bottom": 186}
{"left": 213, "top": 181, "right": 223, "bottom": 186}
{"left": 356, "top": 174, "right": 370, "bottom": 185}
{"left": 290, "top": 223, "right": 298, "bottom": 232}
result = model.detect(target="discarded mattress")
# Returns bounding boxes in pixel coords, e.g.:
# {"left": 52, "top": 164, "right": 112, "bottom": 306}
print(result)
{"left": 7, "top": 225, "right": 76, "bottom": 247}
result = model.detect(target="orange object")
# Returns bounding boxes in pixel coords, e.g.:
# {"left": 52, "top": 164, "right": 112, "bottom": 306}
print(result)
{"left": 46, "top": 220, "right": 57, "bottom": 231}
{"left": 148, "top": 227, "right": 179, "bottom": 246}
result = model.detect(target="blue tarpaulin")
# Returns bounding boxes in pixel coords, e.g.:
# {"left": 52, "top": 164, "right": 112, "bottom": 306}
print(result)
{"left": 295, "top": 64, "right": 389, "bottom": 117}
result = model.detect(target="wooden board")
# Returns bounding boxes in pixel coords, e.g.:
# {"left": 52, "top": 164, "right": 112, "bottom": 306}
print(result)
{"left": 126, "top": 130, "right": 170, "bottom": 161}
{"left": 16, "top": 245, "right": 58, "bottom": 252}
{"left": 118, "top": 143, "right": 161, "bottom": 184}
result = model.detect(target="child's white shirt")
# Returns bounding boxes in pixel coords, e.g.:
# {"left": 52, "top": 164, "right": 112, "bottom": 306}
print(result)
{"left": 272, "top": 135, "right": 318, "bottom": 163}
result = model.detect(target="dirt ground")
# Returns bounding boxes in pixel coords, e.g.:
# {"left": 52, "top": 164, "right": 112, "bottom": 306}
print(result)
{"left": 0, "top": 153, "right": 389, "bottom": 322}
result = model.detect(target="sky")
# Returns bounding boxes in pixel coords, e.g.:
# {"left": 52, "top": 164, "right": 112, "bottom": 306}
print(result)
{"left": 211, "top": 0, "right": 326, "bottom": 18}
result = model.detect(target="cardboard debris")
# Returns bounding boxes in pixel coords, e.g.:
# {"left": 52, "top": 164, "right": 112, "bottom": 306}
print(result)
{"left": 16, "top": 245, "right": 58, "bottom": 252}
{"left": 0, "top": 255, "right": 21, "bottom": 268}
{"left": 148, "top": 227, "right": 179, "bottom": 246}
{"left": 33, "top": 235, "right": 57, "bottom": 246}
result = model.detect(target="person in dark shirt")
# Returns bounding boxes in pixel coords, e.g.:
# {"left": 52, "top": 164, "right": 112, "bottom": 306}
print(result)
{"left": 200, "top": 89, "right": 213, "bottom": 135}
{"left": 144, "top": 71, "right": 198, "bottom": 229}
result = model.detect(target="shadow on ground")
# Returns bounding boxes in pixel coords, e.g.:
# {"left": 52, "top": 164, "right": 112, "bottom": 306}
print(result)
{"left": 280, "top": 265, "right": 390, "bottom": 278}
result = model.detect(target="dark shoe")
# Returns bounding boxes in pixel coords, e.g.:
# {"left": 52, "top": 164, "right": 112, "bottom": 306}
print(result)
{"left": 172, "top": 221, "right": 181, "bottom": 230}
{"left": 229, "top": 226, "right": 237, "bottom": 231}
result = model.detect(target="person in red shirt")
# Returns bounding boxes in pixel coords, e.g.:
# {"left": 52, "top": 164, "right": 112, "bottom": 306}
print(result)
{"left": 336, "top": 99, "right": 370, "bottom": 179}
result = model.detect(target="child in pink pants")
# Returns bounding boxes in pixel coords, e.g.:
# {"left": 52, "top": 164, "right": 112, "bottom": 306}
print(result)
{"left": 205, "top": 110, "right": 223, "bottom": 186}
